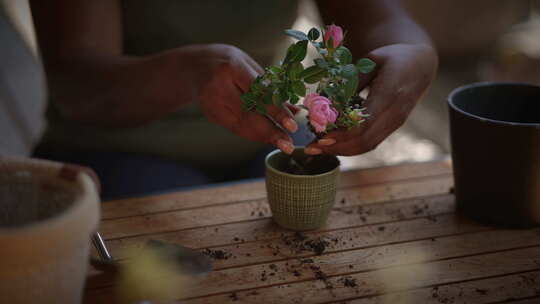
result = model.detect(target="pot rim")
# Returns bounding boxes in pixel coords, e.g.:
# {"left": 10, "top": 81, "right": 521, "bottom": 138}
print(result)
{"left": 0, "top": 157, "right": 99, "bottom": 236}
{"left": 265, "top": 148, "right": 340, "bottom": 179}
{"left": 448, "top": 81, "right": 540, "bottom": 127}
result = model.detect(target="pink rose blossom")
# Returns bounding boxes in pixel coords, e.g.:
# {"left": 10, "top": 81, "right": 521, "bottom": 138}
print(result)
{"left": 323, "top": 24, "right": 343, "bottom": 48}
{"left": 303, "top": 93, "right": 338, "bottom": 133}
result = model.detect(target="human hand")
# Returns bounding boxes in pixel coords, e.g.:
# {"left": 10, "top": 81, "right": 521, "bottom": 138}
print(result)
{"left": 185, "top": 44, "right": 299, "bottom": 154}
{"left": 304, "top": 43, "right": 438, "bottom": 156}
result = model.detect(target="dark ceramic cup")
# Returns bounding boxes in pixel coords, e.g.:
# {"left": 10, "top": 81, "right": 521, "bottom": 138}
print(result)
{"left": 448, "top": 82, "right": 540, "bottom": 228}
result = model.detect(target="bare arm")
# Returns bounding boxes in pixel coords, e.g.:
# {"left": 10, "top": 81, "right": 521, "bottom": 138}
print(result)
{"left": 30, "top": 0, "right": 297, "bottom": 153}
{"left": 316, "top": 0, "right": 433, "bottom": 55}
{"left": 30, "top": 0, "right": 198, "bottom": 127}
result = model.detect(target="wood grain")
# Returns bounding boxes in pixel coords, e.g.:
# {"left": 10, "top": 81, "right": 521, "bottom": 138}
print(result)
{"left": 175, "top": 246, "right": 540, "bottom": 303}
{"left": 499, "top": 298, "right": 540, "bottom": 304}
{"left": 84, "top": 161, "right": 540, "bottom": 304}
{"left": 85, "top": 230, "right": 540, "bottom": 302}
{"left": 103, "top": 194, "right": 457, "bottom": 259}
{"left": 100, "top": 160, "right": 451, "bottom": 219}
{"left": 335, "top": 270, "right": 540, "bottom": 304}
{"left": 99, "top": 176, "right": 453, "bottom": 240}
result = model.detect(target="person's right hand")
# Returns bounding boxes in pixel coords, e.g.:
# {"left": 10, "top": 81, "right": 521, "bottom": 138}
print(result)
{"left": 176, "top": 44, "right": 299, "bottom": 154}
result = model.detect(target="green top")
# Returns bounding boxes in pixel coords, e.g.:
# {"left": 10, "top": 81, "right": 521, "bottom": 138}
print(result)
{"left": 41, "top": 0, "right": 299, "bottom": 168}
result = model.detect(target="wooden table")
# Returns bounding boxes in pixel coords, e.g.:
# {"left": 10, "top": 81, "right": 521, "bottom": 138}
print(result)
{"left": 84, "top": 160, "right": 540, "bottom": 303}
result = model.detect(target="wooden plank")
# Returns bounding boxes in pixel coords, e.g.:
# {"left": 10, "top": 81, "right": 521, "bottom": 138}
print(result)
{"left": 328, "top": 270, "right": 540, "bottom": 304}
{"left": 102, "top": 194, "right": 456, "bottom": 256}
{"left": 99, "top": 176, "right": 453, "bottom": 240}
{"left": 86, "top": 196, "right": 460, "bottom": 290}
{"left": 115, "top": 213, "right": 487, "bottom": 271}
{"left": 85, "top": 230, "right": 540, "bottom": 302}
{"left": 101, "top": 160, "right": 452, "bottom": 219}
{"left": 199, "top": 214, "right": 488, "bottom": 271}
{"left": 87, "top": 213, "right": 486, "bottom": 290}
{"left": 499, "top": 298, "right": 540, "bottom": 304}
{"left": 176, "top": 246, "right": 540, "bottom": 303}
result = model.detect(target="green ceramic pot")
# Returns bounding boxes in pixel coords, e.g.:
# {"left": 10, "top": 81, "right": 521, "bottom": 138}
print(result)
{"left": 265, "top": 148, "right": 340, "bottom": 231}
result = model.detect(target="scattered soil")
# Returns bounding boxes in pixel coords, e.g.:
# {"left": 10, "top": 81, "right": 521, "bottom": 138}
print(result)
{"left": 229, "top": 292, "right": 238, "bottom": 301}
{"left": 271, "top": 150, "right": 340, "bottom": 175}
{"left": 431, "top": 286, "right": 457, "bottom": 304}
{"left": 310, "top": 264, "right": 333, "bottom": 289}
{"left": 202, "top": 248, "right": 232, "bottom": 260}
{"left": 338, "top": 277, "right": 358, "bottom": 288}
{"left": 475, "top": 288, "right": 488, "bottom": 295}
{"left": 281, "top": 232, "right": 338, "bottom": 255}
{"left": 260, "top": 270, "right": 268, "bottom": 282}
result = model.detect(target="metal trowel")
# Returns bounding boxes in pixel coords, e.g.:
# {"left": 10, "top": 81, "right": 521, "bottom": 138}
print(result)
{"left": 90, "top": 232, "right": 213, "bottom": 276}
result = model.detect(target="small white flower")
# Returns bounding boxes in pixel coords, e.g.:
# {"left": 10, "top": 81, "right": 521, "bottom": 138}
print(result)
{"left": 261, "top": 79, "right": 271, "bottom": 87}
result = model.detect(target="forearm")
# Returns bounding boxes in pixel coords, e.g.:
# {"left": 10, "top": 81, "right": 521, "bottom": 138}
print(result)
{"left": 30, "top": 0, "right": 195, "bottom": 127}
{"left": 43, "top": 51, "right": 194, "bottom": 128}
{"left": 317, "top": 0, "right": 435, "bottom": 56}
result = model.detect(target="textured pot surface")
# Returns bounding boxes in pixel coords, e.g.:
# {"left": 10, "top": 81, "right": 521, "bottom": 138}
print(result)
{"left": 265, "top": 148, "right": 340, "bottom": 231}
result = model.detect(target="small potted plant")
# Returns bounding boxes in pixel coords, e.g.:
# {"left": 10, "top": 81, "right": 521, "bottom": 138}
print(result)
{"left": 242, "top": 25, "right": 376, "bottom": 230}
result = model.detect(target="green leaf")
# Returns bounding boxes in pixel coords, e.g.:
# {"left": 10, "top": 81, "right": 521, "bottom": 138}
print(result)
{"left": 336, "top": 46, "right": 353, "bottom": 64}
{"left": 305, "top": 73, "right": 326, "bottom": 84}
{"left": 287, "top": 62, "right": 304, "bottom": 79}
{"left": 279, "top": 87, "right": 289, "bottom": 103}
{"left": 263, "top": 93, "right": 272, "bottom": 104}
{"left": 328, "top": 67, "right": 340, "bottom": 76}
{"left": 240, "top": 92, "right": 256, "bottom": 104}
{"left": 314, "top": 58, "right": 329, "bottom": 69}
{"left": 255, "top": 103, "right": 267, "bottom": 115}
{"left": 299, "top": 65, "right": 326, "bottom": 82}
{"left": 284, "top": 29, "right": 309, "bottom": 41}
{"left": 290, "top": 94, "right": 300, "bottom": 105}
{"left": 356, "top": 58, "right": 376, "bottom": 74}
{"left": 284, "top": 40, "right": 308, "bottom": 64}
{"left": 291, "top": 81, "right": 306, "bottom": 97}
{"left": 268, "top": 65, "right": 282, "bottom": 74}
{"left": 250, "top": 81, "right": 265, "bottom": 95}
{"left": 272, "top": 92, "right": 281, "bottom": 105}
{"left": 343, "top": 73, "right": 359, "bottom": 102}
{"left": 323, "top": 85, "right": 339, "bottom": 98}
{"left": 308, "top": 28, "right": 320, "bottom": 41}
{"left": 341, "top": 64, "right": 358, "bottom": 78}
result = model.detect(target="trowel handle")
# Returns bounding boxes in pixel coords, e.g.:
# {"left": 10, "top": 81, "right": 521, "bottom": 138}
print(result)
{"left": 92, "top": 231, "right": 112, "bottom": 261}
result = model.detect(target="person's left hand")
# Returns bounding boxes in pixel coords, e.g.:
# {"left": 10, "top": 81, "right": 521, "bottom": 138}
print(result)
{"left": 304, "top": 43, "right": 438, "bottom": 156}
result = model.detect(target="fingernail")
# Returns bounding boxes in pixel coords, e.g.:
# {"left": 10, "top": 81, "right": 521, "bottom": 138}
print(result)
{"left": 318, "top": 138, "right": 336, "bottom": 146}
{"left": 305, "top": 147, "right": 322, "bottom": 155}
{"left": 283, "top": 117, "right": 298, "bottom": 133}
{"left": 277, "top": 139, "right": 294, "bottom": 154}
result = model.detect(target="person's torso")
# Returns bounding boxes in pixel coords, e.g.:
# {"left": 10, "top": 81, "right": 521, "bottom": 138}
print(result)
{"left": 43, "top": 0, "right": 299, "bottom": 167}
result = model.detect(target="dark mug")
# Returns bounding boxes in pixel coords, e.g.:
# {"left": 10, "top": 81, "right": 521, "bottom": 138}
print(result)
{"left": 448, "top": 82, "right": 540, "bottom": 228}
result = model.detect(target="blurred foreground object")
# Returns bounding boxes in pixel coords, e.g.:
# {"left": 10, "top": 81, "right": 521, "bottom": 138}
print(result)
{"left": 403, "top": 0, "right": 530, "bottom": 61}
{"left": 0, "top": 0, "right": 46, "bottom": 156}
{"left": 0, "top": 157, "right": 99, "bottom": 304}
{"left": 114, "top": 242, "right": 198, "bottom": 304}
{"left": 479, "top": 9, "right": 540, "bottom": 85}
